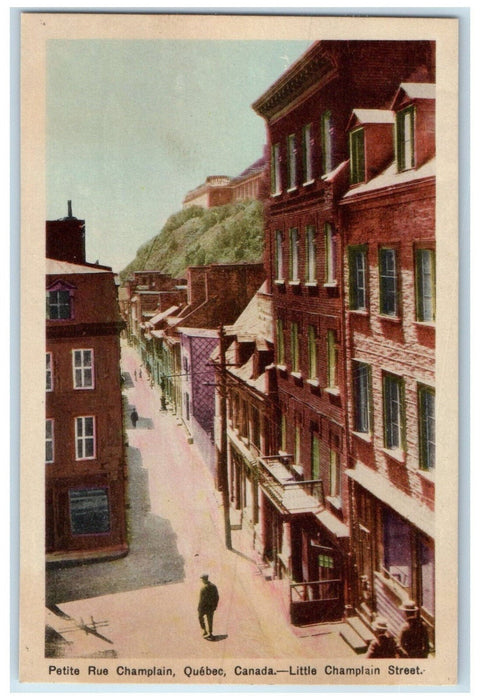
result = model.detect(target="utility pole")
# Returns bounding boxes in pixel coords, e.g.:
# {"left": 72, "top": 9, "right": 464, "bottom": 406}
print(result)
{"left": 217, "top": 324, "right": 232, "bottom": 551}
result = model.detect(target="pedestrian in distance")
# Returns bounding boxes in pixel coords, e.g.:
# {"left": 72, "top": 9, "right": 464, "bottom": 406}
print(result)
{"left": 198, "top": 574, "right": 219, "bottom": 641}
{"left": 131, "top": 409, "right": 139, "bottom": 428}
{"left": 366, "top": 618, "right": 401, "bottom": 658}
{"left": 134, "top": 369, "right": 137, "bottom": 381}
{"left": 139, "top": 368, "right": 142, "bottom": 379}
{"left": 398, "top": 600, "right": 430, "bottom": 658}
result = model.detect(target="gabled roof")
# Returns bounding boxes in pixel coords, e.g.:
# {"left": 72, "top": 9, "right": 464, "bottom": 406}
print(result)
{"left": 147, "top": 305, "right": 180, "bottom": 327}
{"left": 46, "top": 258, "right": 111, "bottom": 275}
{"left": 391, "top": 82, "right": 435, "bottom": 110}
{"left": 225, "top": 281, "right": 273, "bottom": 343}
{"left": 347, "top": 109, "right": 394, "bottom": 131}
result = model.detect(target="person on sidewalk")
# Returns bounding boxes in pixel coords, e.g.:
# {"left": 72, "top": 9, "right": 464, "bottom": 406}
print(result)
{"left": 198, "top": 574, "right": 219, "bottom": 640}
{"left": 366, "top": 618, "right": 401, "bottom": 658}
{"left": 398, "top": 600, "right": 430, "bottom": 658}
{"left": 131, "top": 409, "right": 139, "bottom": 428}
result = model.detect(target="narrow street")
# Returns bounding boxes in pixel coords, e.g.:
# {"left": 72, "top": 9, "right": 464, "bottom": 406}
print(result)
{"left": 46, "top": 342, "right": 355, "bottom": 660}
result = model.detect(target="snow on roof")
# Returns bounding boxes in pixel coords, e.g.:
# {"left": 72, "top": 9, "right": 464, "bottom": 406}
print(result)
{"left": 351, "top": 109, "right": 395, "bottom": 125}
{"left": 399, "top": 82, "right": 435, "bottom": 100}
{"left": 46, "top": 259, "right": 111, "bottom": 275}
{"left": 342, "top": 157, "right": 435, "bottom": 200}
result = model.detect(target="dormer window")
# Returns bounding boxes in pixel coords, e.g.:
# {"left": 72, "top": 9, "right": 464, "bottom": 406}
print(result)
{"left": 350, "top": 128, "right": 365, "bottom": 184}
{"left": 396, "top": 106, "right": 415, "bottom": 171}
{"left": 46, "top": 280, "right": 75, "bottom": 320}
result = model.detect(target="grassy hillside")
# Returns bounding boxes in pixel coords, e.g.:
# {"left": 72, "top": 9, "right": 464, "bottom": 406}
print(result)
{"left": 120, "top": 200, "right": 264, "bottom": 281}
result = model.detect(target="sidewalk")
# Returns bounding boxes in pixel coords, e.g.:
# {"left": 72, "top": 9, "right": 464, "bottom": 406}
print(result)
{"left": 46, "top": 342, "right": 355, "bottom": 660}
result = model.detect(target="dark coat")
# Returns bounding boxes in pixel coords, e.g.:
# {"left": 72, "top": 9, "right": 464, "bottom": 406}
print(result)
{"left": 366, "top": 633, "right": 401, "bottom": 658}
{"left": 198, "top": 581, "right": 219, "bottom": 613}
{"left": 399, "top": 619, "right": 430, "bottom": 658}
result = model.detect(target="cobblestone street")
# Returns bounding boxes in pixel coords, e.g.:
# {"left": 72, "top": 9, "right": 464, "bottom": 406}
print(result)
{"left": 46, "top": 343, "right": 355, "bottom": 661}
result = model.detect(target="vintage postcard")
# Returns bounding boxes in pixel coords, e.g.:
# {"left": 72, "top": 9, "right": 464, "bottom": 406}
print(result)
{"left": 19, "top": 12, "right": 459, "bottom": 688}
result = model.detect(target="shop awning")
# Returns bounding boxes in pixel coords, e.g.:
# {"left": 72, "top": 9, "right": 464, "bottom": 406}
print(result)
{"left": 346, "top": 463, "right": 434, "bottom": 538}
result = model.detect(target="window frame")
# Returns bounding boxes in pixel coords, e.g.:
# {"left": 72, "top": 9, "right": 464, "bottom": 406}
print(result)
{"left": 383, "top": 373, "right": 405, "bottom": 451}
{"left": 289, "top": 228, "right": 300, "bottom": 282}
{"left": 276, "top": 318, "right": 285, "bottom": 366}
{"left": 379, "top": 247, "right": 399, "bottom": 317}
{"left": 418, "top": 384, "right": 435, "bottom": 471}
{"left": 75, "top": 415, "right": 96, "bottom": 461}
{"left": 353, "top": 361, "right": 372, "bottom": 434}
{"left": 291, "top": 321, "right": 300, "bottom": 373}
{"left": 349, "top": 245, "right": 368, "bottom": 310}
{"left": 274, "top": 230, "right": 284, "bottom": 281}
{"left": 45, "top": 418, "right": 54, "bottom": 463}
{"left": 287, "top": 133, "right": 297, "bottom": 190}
{"left": 46, "top": 352, "right": 53, "bottom": 392}
{"left": 305, "top": 225, "right": 317, "bottom": 283}
{"left": 415, "top": 248, "right": 436, "bottom": 322}
{"left": 271, "top": 142, "right": 282, "bottom": 195}
{"left": 396, "top": 106, "right": 416, "bottom": 172}
{"left": 321, "top": 110, "right": 333, "bottom": 175}
{"left": 324, "top": 223, "right": 337, "bottom": 285}
{"left": 72, "top": 348, "right": 95, "bottom": 390}
{"left": 307, "top": 324, "right": 317, "bottom": 380}
{"left": 46, "top": 288, "right": 73, "bottom": 320}
{"left": 326, "top": 330, "right": 338, "bottom": 389}
{"left": 350, "top": 127, "right": 365, "bottom": 184}
{"left": 302, "top": 123, "right": 313, "bottom": 183}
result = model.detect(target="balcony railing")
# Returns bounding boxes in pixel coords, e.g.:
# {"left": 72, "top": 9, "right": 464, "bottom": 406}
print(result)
{"left": 257, "top": 455, "right": 324, "bottom": 515}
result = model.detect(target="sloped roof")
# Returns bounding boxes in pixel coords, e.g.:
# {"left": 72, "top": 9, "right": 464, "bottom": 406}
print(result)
{"left": 342, "top": 157, "right": 435, "bottom": 200}
{"left": 226, "top": 281, "right": 273, "bottom": 343}
{"left": 46, "top": 259, "right": 111, "bottom": 275}
{"left": 349, "top": 109, "right": 395, "bottom": 127}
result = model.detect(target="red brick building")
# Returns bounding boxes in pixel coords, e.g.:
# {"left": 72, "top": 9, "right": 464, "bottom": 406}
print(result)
{"left": 252, "top": 40, "right": 435, "bottom": 625}
{"left": 341, "top": 83, "right": 436, "bottom": 644}
{"left": 46, "top": 208, "right": 128, "bottom": 562}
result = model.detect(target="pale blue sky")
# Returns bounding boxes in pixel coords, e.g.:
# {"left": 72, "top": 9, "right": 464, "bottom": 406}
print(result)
{"left": 46, "top": 39, "right": 311, "bottom": 272}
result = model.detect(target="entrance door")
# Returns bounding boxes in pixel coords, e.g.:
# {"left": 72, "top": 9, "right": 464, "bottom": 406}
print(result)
{"left": 356, "top": 523, "right": 375, "bottom": 619}
{"left": 290, "top": 534, "right": 344, "bottom": 624}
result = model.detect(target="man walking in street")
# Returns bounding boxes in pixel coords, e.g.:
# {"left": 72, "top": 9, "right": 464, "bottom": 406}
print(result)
{"left": 131, "top": 409, "right": 139, "bottom": 428}
{"left": 398, "top": 600, "right": 430, "bottom": 658}
{"left": 198, "top": 574, "right": 219, "bottom": 640}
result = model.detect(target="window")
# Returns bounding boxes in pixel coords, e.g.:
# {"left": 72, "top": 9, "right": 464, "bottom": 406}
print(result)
{"left": 383, "top": 374, "right": 405, "bottom": 450}
{"left": 69, "top": 488, "right": 110, "bottom": 535}
{"left": 418, "top": 385, "right": 435, "bottom": 470}
{"left": 287, "top": 134, "right": 297, "bottom": 189}
{"left": 302, "top": 123, "right": 313, "bottom": 183}
{"left": 325, "top": 223, "right": 336, "bottom": 284}
{"left": 353, "top": 362, "right": 371, "bottom": 433}
{"left": 350, "top": 128, "right": 365, "bottom": 184}
{"left": 46, "top": 352, "right": 53, "bottom": 391}
{"left": 379, "top": 248, "right": 398, "bottom": 316}
{"left": 271, "top": 143, "right": 281, "bottom": 194}
{"left": 73, "top": 349, "right": 94, "bottom": 389}
{"left": 321, "top": 111, "right": 333, "bottom": 174}
{"left": 349, "top": 246, "right": 368, "bottom": 310}
{"left": 327, "top": 330, "right": 338, "bottom": 388}
{"left": 289, "top": 228, "right": 299, "bottom": 281}
{"left": 291, "top": 322, "right": 299, "bottom": 373}
{"left": 397, "top": 107, "right": 415, "bottom": 171}
{"left": 45, "top": 419, "right": 54, "bottom": 463}
{"left": 47, "top": 289, "right": 71, "bottom": 319}
{"left": 416, "top": 249, "right": 435, "bottom": 322}
{"left": 383, "top": 509, "right": 412, "bottom": 587}
{"left": 307, "top": 325, "right": 317, "bottom": 379}
{"left": 305, "top": 226, "right": 316, "bottom": 283}
{"left": 311, "top": 433, "right": 320, "bottom": 480}
{"left": 276, "top": 319, "right": 285, "bottom": 365}
{"left": 329, "top": 449, "right": 340, "bottom": 499}
{"left": 274, "top": 230, "right": 284, "bottom": 280}
{"left": 75, "top": 416, "right": 96, "bottom": 460}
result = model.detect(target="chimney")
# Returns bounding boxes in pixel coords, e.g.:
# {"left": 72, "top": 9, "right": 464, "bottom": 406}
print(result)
{"left": 67, "top": 200, "right": 73, "bottom": 218}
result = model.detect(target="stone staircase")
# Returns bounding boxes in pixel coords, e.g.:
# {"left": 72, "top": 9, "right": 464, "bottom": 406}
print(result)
{"left": 338, "top": 615, "right": 375, "bottom": 654}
